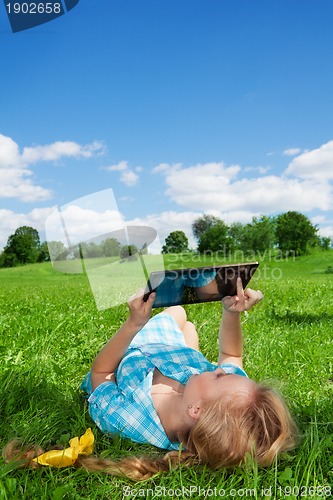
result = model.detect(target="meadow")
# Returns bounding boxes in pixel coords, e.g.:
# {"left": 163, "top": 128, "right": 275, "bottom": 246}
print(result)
{"left": 0, "top": 250, "right": 333, "bottom": 499}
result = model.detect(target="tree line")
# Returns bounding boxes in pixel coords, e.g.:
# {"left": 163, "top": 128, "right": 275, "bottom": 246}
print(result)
{"left": 0, "top": 226, "right": 141, "bottom": 268}
{"left": 0, "top": 211, "right": 331, "bottom": 268}
{"left": 162, "top": 211, "right": 331, "bottom": 256}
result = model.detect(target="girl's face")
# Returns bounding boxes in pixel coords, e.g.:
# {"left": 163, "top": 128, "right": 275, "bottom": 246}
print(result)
{"left": 184, "top": 367, "right": 256, "bottom": 413}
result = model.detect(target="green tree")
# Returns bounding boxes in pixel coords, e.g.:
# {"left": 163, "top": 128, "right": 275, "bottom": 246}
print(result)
{"left": 192, "top": 214, "right": 222, "bottom": 240}
{"left": 47, "top": 241, "right": 68, "bottom": 261}
{"left": 162, "top": 231, "right": 189, "bottom": 254}
{"left": 120, "top": 244, "right": 139, "bottom": 261}
{"left": 38, "top": 241, "right": 51, "bottom": 262}
{"left": 197, "top": 221, "right": 231, "bottom": 253}
{"left": 276, "top": 211, "right": 318, "bottom": 256}
{"left": 319, "top": 236, "right": 332, "bottom": 250}
{"left": 81, "top": 242, "right": 103, "bottom": 259}
{"left": 242, "top": 215, "right": 276, "bottom": 255}
{"left": 1, "top": 226, "right": 40, "bottom": 267}
{"left": 101, "top": 238, "right": 121, "bottom": 257}
{"left": 227, "top": 222, "right": 245, "bottom": 251}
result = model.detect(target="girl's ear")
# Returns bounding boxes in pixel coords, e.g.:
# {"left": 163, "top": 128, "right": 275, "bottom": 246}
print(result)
{"left": 187, "top": 402, "right": 203, "bottom": 420}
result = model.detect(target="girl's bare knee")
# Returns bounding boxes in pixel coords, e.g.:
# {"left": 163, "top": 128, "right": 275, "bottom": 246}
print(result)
{"left": 182, "top": 321, "right": 199, "bottom": 350}
{"left": 163, "top": 305, "right": 187, "bottom": 329}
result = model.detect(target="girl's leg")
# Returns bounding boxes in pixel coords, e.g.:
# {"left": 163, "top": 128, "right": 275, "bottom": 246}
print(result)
{"left": 163, "top": 305, "right": 187, "bottom": 330}
{"left": 181, "top": 321, "right": 199, "bottom": 350}
{"left": 163, "top": 306, "right": 199, "bottom": 350}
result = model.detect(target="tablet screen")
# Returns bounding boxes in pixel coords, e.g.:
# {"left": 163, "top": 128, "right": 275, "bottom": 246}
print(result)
{"left": 143, "top": 262, "right": 259, "bottom": 307}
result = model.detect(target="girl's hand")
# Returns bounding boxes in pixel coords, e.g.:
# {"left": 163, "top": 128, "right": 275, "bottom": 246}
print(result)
{"left": 222, "top": 277, "right": 264, "bottom": 313}
{"left": 127, "top": 289, "right": 156, "bottom": 329}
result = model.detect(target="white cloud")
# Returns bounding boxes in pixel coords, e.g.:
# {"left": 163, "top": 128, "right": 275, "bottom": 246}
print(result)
{"left": 0, "top": 207, "right": 56, "bottom": 250}
{"left": 152, "top": 162, "right": 183, "bottom": 173}
{"left": 0, "top": 167, "right": 52, "bottom": 201}
{"left": 285, "top": 140, "right": 333, "bottom": 179}
{"left": 311, "top": 215, "right": 326, "bottom": 226}
{"left": 103, "top": 161, "right": 129, "bottom": 172}
{"left": 162, "top": 162, "right": 241, "bottom": 198}
{"left": 155, "top": 162, "right": 332, "bottom": 213}
{"left": 318, "top": 226, "right": 333, "bottom": 239}
{"left": 128, "top": 210, "right": 200, "bottom": 250}
{"left": 103, "top": 160, "right": 140, "bottom": 187}
{"left": 0, "top": 133, "right": 105, "bottom": 202}
{"left": 45, "top": 205, "right": 126, "bottom": 246}
{"left": 0, "top": 134, "right": 22, "bottom": 168}
{"left": 0, "top": 134, "right": 105, "bottom": 168}
{"left": 283, "top": 147, "right": 302, "bottom": 156}
{"left": 21, "top": 140, "right": 104, "bottom": 164}
{"left": 120, "top": 170, "right": 139, "bottom": 187}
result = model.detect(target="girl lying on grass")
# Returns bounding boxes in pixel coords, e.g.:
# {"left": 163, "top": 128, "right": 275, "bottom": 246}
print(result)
{"left": 4, "top": 278, "right": 298, "bottom": 481}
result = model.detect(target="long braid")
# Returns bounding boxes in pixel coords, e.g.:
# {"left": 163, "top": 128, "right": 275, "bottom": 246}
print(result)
{"left": 3, "top": 441, "right": 198, "bottom": 481}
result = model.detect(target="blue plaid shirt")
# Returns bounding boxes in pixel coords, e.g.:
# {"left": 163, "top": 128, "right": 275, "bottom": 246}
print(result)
{"left": 81, "top": 344, "right": 247, "bottom": 450}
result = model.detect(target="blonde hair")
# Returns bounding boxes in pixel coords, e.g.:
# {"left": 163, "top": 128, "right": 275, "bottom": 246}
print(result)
{"left": 3, "top": 384, "right": 298, "bottom": 481}
{"left": 185, "top": 383, "right": 298, "bottom": 469}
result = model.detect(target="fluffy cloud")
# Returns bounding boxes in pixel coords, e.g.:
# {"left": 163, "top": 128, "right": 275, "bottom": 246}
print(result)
{"left": 0, "top": 134, "right": 21, "bottom": 168}
{"left": 0, "top": 133, "right": 105, "bottom": 202}
{"left": 0, "top": 134, "right": 105, "bottom": 168}
{"left": 0, "top": 207, "right": 56, "bottom": 250}
{"left": 318, "top": 226, "right": 333, "bottom": 238}
{"left": 46, "top": 205, "right": 126, "bottom": 246}
{"left": 128, "top": 210, "right": 200, "bottom": 250}
{"left": 103, "top": 160, "right": 129, "bottom": 172}
{"left": 0, "top": 202, "right": 126, "bottom": 251}
{"left": 46, "top": 206, "right": 184, "bottom": 255}
{"left": 154, "top": 162, "right": 332, "bottom": 213}
{"left": 283, "top": 147, "right": 302, "bottom": 156}
{"left": 0, "top": 171, "right": 51, "bottom": 201}
{"left": 102, "top": 160, "right": 140, "bottom": 187}
{"left": 285, "top": 140, "right": 333, "bottom": 179}
{"left": 120, "top": 170, "right": 139, "bottom": 187}
{"left": 21, "top": 140, "right": 104, "bottom": 164}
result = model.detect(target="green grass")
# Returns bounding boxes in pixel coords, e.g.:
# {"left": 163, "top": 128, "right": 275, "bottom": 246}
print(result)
{"left": 1, "top": 250, "right": 333, "bottom": 499}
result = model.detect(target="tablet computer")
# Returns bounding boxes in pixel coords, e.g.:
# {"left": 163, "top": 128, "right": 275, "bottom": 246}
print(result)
{"left": 143, "top": 261, "right": 259, "bottom": 308}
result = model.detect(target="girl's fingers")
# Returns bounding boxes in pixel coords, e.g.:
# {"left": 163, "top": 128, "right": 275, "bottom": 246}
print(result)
{"left": 244, "top": 288, "right": 264, "bottom": 307}
{"left": 236, "top": 277, "right": 245, "bottom": 298}
{"left": 146, "top": 291, "right": 156, "bottom": 302}
{"left": 235, "top": 277, "right": 245, "bottom": 308}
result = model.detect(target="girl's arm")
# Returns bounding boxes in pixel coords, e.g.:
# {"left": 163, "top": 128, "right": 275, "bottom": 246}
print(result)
{"left": 91, "top": 290, "right": 156, "bottom": 390}
{"left": 218, "top": 278, "right": 263, "bottom": 367}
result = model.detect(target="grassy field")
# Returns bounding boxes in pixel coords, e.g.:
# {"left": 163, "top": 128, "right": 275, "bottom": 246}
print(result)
{"left": 0, "top": 250, "right": 333, "bottom": 499}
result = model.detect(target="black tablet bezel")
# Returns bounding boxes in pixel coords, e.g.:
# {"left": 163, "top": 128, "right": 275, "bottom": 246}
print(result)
{"left": 143, "top": 261, "right": 259, "bottom": 308}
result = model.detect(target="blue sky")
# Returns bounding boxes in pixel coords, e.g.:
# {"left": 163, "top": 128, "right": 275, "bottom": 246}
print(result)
{"left": 1, "top": 0, "right": 333, "bottom": 251}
